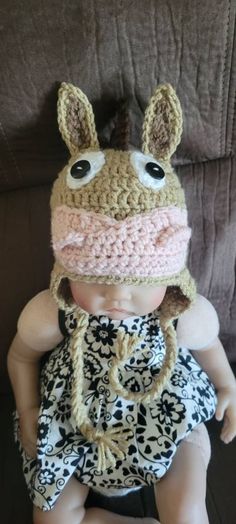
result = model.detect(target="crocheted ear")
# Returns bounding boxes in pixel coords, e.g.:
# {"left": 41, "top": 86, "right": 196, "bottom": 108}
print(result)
{"left": 109, "top": 100, "right": 130, "bottom": 150}
{"left": 57, "top": 83, "right": 99, "bottom": 156}
{"left": 142, "top": 84, "right": 183, "bottom": 161}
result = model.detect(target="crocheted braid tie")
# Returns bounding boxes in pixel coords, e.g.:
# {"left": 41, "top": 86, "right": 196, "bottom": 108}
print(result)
{"left": 109, "top": 318, "right": 177, "bottom": 404}
{"left": 69, "top": 311, "right": 133, "bottom": 471}
{"left": 69, "top": 308, "right": 177, "bottom": 471}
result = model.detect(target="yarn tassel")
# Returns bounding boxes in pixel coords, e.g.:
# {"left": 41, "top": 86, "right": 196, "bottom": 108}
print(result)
{"left": 80, "top": 423, "right": 133, "bottom": 471}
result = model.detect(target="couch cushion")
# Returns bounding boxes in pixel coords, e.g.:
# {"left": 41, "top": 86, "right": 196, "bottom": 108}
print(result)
{"left": 180, "top": 155, "right": 236, "bottom": 360}
{"left": 0, "top": 185, "right": 53, "bottom": 393}
{"left": 0, "top": 0, "right": 235, "bottom": 192}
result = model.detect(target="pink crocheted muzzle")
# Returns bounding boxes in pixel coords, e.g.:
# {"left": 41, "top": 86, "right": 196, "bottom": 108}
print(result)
{"left": 51, "top": 205, "right": 191, "bottom": 279}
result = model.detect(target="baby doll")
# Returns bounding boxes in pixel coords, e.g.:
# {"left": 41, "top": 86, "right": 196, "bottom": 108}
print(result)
{"left": 8, "top": 83, "right": 236, "bottom": 524}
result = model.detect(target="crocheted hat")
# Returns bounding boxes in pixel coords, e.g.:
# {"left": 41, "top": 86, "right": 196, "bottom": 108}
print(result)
{"left": 50, "top": 83, "right": 196, "bottom": 470}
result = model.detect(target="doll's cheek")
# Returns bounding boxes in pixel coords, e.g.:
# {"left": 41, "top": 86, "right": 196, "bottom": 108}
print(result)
{"left": 71, "top": 292, "right": 89, "bottom": 310}
{"left": 69, "top": 285, "right": 79, "bottom": 304}
{"left": 150, "top": 287, "right": 167, "bottom": 308}
{"left": 70, "top": 289, "right": 97, "bottom": 313}
{"left": 69, "top": 285, "right": 86, "bottom": 309}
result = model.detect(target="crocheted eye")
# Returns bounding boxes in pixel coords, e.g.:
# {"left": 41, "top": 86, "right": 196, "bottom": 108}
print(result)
{"left": 67, "top": 151, "right": 105, "bottom": 189}
{"left": 130, "top": 152, "right": 166, "bottom": 190}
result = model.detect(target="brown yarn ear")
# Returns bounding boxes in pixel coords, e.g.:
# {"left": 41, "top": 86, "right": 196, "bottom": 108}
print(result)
{"left": 57, "top": 83, "right": 99, "bottom": 156}
{"left": 110, "top": 101, "right": 130, "bottom": 150}
{"left": 142, "top": 84, "right": 183, "bottom": 161}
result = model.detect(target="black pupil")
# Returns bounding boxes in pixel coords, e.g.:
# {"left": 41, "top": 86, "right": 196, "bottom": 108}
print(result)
{"left": 70, "top": 160, "right": 91, "bottom": 179}
{"left": 145, "top": 162, "right": 165, "bottom": 180}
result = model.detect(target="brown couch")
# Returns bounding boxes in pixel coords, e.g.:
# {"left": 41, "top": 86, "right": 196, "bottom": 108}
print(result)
{"left": 1, "top": 1, "right": 236, "bottom": 523}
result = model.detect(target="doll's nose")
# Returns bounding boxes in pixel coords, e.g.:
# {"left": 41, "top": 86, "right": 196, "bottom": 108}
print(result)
{"left": 105, "top": 285, "right": 132, "bottom": 301}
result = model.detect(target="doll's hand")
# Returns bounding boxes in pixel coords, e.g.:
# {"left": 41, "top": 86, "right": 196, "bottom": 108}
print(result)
{"left": 215, "top": 386, "right": 236, "bottom": 444}
{"left": 19, "top": 406, "right": 39, "bottom": 458}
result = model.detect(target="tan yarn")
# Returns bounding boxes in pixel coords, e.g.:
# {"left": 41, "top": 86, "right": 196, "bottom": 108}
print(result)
{"left": 67, "top": 303, "right": 180, "bottom": 471}
{"left": 110, "top": 100, "right": 130, "bottom": 150}
{"left": 69, "top": 311, "right": 89, "bottom": 426}
{"left": 142, "top": 84, "right": 183, "bottom": 161}
{"left": 50, "top": 82, "right": 197, "bottom": 472}
{"left": 58, "top": 83, "right": 99, "bottom": 156}
{"left": 108, "top": 323, "right": 177, "bottom": 403}
{"left": 69, "top": 309, "right": 133, "bottom": 471}
{"left": 51, "top": 263, "right": 195, "bottom": 300}
{"left": 51, "top": 153, "right": 186, "bottom": 220}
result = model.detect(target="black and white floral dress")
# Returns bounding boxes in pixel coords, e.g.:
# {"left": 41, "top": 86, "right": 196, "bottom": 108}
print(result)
{"left": 15, "top": 310, "right": 216, "bottom": 511}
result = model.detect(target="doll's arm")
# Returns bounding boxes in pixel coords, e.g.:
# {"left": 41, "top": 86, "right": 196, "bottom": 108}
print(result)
{"left": 177, "top": 295, "right": 236, "bottom": 443}
{"left": 7, "top": 289, "right": 63, "bottom": 457}
{"left": 191, "top": 338, "right": 236, "bottom": 443}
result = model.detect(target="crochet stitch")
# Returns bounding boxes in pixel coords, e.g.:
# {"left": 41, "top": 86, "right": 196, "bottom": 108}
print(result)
{"left": 51, "top": 206, "right": 191, "bottom": 278}
{"left": 50, "top": 82, "right": 196, "bottom": 470}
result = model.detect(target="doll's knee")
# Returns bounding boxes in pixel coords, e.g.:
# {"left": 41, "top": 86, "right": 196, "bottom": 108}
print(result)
{"left": 33, "top": 506, "right": 52, "bottom": 524}
{"left": 33, "top": 503, "right": 86, "bottom": 524}
{"left": 169, "top": 500, "right": 207, "bottom": 524}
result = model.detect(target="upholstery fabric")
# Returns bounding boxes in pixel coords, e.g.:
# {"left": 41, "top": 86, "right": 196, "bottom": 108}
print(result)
{"left": 1, "top": 2, "right": 236, "bottom": 523}
{"left": 0, "top": 1, "right": 235, "bottom": 387}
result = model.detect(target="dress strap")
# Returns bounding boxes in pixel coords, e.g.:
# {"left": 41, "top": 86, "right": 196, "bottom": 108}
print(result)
{"left": 58, "top": 309, "right": 68, "bottom": 337}
{"left": 58, "top": 309, "right": 78, "bottom": 337}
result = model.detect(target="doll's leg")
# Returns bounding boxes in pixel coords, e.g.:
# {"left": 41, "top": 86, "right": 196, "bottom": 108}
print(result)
{"left": 85, "top": 507, "right": 159, "bottom": 524}
{"left": 154, "top": 424, "right": 210, "bottom": 524}
{"left": 33, "top": 475, "right": 159, "bottom": 524}
{"left": 33, "top": 476, "right": 89, "bottom": 524}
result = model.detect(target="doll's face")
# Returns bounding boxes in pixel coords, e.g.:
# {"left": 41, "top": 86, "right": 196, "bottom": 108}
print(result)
{"left": 69, "top": 280, "right": 167, "bottom": 320}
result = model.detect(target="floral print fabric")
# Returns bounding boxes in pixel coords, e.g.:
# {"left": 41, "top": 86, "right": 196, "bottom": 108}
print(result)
{"left": 15, "top": 311, "right": 216, "bottom": 510}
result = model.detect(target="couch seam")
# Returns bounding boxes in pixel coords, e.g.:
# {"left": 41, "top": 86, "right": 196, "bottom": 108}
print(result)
{"left": 230, "top": 5, "right": 236, "bottom": 154}
{"left": 219, "top": 0, "right": 231, "bottom": 158}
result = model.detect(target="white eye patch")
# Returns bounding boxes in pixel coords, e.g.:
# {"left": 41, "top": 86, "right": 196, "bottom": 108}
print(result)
{"left": 67, "top": 151, "right": 105, "bottom": 189}
{"left": 130, "top": 151, "right": 166, "bottom": 190}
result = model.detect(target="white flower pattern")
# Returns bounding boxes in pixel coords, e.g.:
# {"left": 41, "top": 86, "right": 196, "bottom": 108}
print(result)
{"left": 14, "top": 311, "right": 217, "bottom": 510}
